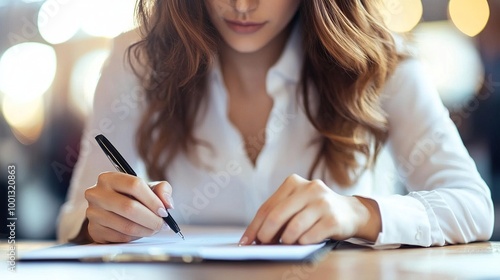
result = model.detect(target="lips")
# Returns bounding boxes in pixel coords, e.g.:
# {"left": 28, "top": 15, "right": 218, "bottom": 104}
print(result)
{"left": 224, "top": 19, "right": 267, "bottom": 34}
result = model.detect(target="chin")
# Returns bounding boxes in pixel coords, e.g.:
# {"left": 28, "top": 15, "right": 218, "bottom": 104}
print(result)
{"left": 225, "top": 39, "right": 269, "bottom": 54}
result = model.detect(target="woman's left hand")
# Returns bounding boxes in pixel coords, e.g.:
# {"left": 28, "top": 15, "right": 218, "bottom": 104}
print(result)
{"left": 239, "top": 174, "right": 381, "bottom": 245}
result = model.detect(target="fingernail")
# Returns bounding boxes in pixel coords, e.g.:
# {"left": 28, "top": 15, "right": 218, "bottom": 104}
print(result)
{"left": 157, "top": 207, "right": 169, "bottom": 218}
{"left": 147, "top": 181, "right": 161, "bottom": 189}
{"left": 164, "top": 194, "right": 175, "bottom": 209}
{"left": 239, "top": 236, "right": 248, "bottom": 246}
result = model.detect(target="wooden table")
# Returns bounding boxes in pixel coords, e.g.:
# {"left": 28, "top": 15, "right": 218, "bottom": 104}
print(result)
{"left": 2, "top": 241, "right": 500, "bottom": 279}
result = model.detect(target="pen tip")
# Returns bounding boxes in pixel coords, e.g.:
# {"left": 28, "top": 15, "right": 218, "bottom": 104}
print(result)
{"left": 178, "top": 232, "right": 185, "bottom": 240}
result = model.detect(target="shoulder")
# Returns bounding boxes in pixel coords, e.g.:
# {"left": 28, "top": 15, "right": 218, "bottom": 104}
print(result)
{"left": 383, "top": 58, "right": 431, "bottom": 99}
{"left": 380, "top": 31, "right": 446, "bottom": 125}
{"left": 381, "top": 56, "right": 441, "bottom": 107}
{"left": 380, "top": 56, "right": 448, "bottom": 135}
{"left": 92, "top": 29, "right": 144, "bottom": 112}
{"left": 114, "top": 28, "right": 142, "bottom": 46}
{"left": 104, "top": 29, "right": 143, "bottom": 77}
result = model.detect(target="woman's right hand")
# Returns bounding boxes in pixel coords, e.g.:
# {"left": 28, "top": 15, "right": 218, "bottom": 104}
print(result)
{"left": 84, "top": 172, "right": 174, "bottom": 243}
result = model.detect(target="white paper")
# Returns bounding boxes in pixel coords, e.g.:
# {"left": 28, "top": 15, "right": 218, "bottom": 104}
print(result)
{"left": 20, "top": 226, "right": 327, "bottom": 262}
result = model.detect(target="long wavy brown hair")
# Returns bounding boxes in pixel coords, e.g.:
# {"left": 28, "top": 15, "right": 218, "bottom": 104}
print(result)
{"left": 128, "top": 0, "right": 401, "bottom": 186}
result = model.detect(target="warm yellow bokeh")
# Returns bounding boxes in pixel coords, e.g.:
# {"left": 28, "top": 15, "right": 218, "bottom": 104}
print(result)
{"left": 2, "top": 96, "right": 45, "bottom": 145}
{"left": 0, "top": 42, "right": 57, "bottom": 102}
{"left": 37, "top": 0, "right": 138, "bottom": 42}
{"left": 38, "top": 0, "right": 83, "bottom": 44}
{"left": 381, "top": 0, "right": 423, "bottom": 33}
{"left": 449, "top": 0, "right": 490, "bottom": 37}
{"left": 81, "top": 0, "right": 138, "bottom": 38}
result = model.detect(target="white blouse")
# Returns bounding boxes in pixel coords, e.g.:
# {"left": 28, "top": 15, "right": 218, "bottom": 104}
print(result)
{"left": 57, "top": 27, "right": 494, "bottom": 248}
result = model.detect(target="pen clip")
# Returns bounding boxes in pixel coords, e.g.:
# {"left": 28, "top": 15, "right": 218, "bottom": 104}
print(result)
{"left": 95, "top": 134, "right": 137, "bottom": 176}
{"left": 105, "top": 154, "right": 126, "bottom": 174}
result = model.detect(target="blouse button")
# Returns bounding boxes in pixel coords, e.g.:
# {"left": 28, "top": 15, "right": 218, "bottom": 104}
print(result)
{"left": 415, "top": 230, "right": 422, "bottom": 240}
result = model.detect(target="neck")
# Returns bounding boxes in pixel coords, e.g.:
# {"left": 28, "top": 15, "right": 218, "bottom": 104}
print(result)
{"left": 219, "top": 26, "right": 292, "bottom": 96}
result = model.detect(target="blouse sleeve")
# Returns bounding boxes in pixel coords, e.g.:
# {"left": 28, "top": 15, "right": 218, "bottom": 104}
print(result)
{"left": 364, "top": 58, "right": 494, "bottom": 248}
{"left": 57, "top": 30, "right": 146, "bottom": 243}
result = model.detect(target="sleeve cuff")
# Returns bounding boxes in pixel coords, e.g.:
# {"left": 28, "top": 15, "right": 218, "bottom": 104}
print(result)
{"left": 347, "top": 194, "right": 432, "bottom": 248}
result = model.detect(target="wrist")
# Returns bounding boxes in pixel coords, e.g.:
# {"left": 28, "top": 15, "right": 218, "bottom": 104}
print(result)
{"left": 350, "top": 196, "right": 382, "bottom": 242}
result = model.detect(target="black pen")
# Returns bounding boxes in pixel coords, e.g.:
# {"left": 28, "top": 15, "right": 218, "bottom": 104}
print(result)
{"left": 95, "top": 134, "right": 184, "bottom": 240}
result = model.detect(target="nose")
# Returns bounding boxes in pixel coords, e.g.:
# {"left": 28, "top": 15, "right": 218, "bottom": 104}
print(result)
{"left": 230, "top": 0, "right": 259, "bottom": 14}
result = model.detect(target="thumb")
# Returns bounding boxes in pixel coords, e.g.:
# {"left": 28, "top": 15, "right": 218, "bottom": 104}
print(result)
{"left": 149, "top": 181, "right": 174, "bottom": 210}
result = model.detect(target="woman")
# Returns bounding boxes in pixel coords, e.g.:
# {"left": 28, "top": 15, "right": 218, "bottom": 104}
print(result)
{"left": 58, "top": 0, "right": 494, "bottom": 247}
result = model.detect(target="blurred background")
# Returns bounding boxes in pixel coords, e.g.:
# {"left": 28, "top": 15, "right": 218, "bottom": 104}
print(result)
{"left": 0, "top": 0, "right": 499, "bottom": 241}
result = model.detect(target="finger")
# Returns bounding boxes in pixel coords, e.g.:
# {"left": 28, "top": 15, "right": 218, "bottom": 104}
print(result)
{"left": 86, "top": 189, "right": 164, "bottom": 232}
{"left": 240, "top": 191, "right": 292, "bottom": 245}
{"left": 266, "top": 225, "right": 286, "bottom": 244}
{"left": 256, "top": 191, "right": 309, "bottom": 244}
{"left": 88, "top": 221, "right": 140, "bottom": 244}
{"left": 240, "top": 174, "right": 306, "bottom": 245}
{"left": 97, "top": 172, "right": 168, "bottom": 218}
{"left": 150, "top": 181, "right": 175, "bottom": 209}
{"left": 280, "top": 205, "right": 322, "bottom": 244}
{"left": 297, "top": 217, "right": 336, "bottom": 245}
{"left": 87, "top": 205, "right": 160, "bottom": 238}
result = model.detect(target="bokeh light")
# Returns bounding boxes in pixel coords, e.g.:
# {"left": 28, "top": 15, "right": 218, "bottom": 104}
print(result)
{"left": 37, "top": 0, "right": 83, "bottom": 44}
{"left": 449, "top": 0, "right": 490, "bottom": 37}
{"left": 381, "top": 0, "right": 423, "bottom": 33}
{"left": 2, "top": 96, "right": 45, "bottom": 145}
{"left": 0, "top": 42, "right": 57, "bottom": 102}
{"left": 81, "top": 0, "right": 137, "bottom": 38}
{"left": 70, "top": 49, "right": 111, "bottom": 115}
{"left": 37, "top": 0, "right": 138, "bottom": 43}
{"left": 413, "top": 21, "right": 483, "bottom": 108}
